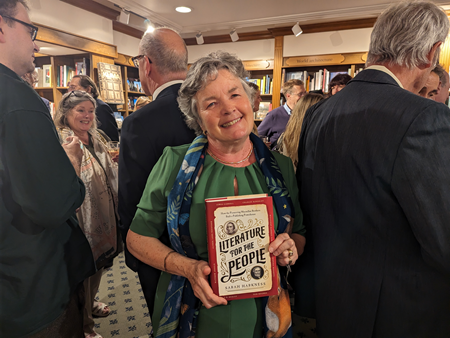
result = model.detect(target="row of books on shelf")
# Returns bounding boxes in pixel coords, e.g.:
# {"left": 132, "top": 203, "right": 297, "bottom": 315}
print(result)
{"left": 283, "top": 67, "right": 364, "bottom": 93}
{"left": 35, "top": 65, "right": 52, "bottom": 87}
{"left": 127, "top": 79, "right": 144, "bottom": 93}
{"left": 247, "top": 75, "right": 273, "bottom": 95}
{"left": 35, "top": 60, "right": 88, "bottom": 88}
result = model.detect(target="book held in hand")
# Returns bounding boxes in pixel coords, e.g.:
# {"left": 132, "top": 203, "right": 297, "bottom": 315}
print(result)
{"left": 205, "top": 194, "right": 278, "bottom": 301}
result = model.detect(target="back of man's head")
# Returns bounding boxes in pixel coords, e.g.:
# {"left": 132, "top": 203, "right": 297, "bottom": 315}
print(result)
{"left": 367, "top": 1, "right": 449, "bottom": 69}
{"left": 0, "top": 0, "right": 29, "bottom": 19}
{"left": 433, "top": 64, "right": 447, "bottom": 86}
{"left": 139, "top": 27, "right": 188, "bottom": 76}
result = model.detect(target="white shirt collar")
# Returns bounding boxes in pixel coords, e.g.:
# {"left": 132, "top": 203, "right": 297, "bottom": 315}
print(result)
{"left": 365, "top": 65, "right": 404, "bottom": 89}
{"left": 283, "top": 103, "right": 292, "bottom": 115}
{"left": 152, "top": 80, "right": 184, "bottom": 100}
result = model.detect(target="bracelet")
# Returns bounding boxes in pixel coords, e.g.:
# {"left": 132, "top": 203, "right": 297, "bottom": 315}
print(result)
{"left": 163, "top": 251, "right": 177, "bottom": 272}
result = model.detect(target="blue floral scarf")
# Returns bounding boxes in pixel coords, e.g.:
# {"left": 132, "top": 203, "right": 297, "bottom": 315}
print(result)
{"left": 156, "top": 133, "right": 294, "bottom": 338}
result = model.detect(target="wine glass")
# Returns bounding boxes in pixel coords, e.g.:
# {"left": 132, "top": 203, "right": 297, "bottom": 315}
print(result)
{"left": 107, "top": 141, "right": 120, "bottom": 167}
{"left": 59, "top": 128, "right": 74, "bottom": 144}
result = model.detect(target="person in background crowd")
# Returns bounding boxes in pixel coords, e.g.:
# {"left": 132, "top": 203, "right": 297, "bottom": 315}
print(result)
{"left": 257, "top": 79, "right": 306, "bottom": 148}
{"left": 127, "top": 50, "right": 305, "bottom": 338}
{"left": 327, "top": 73, "right": 352, "bottom": 96}
{"left": 118, "top": 27, "right": 196, "bottom": 323}
{"left": 54, "top": 90, "right": 120, "bottom": 338}
{"left": 247, "top": 81, "right": 262, "bottom": 135}
{"left": 418, "top": 65, "right": 440, "bottom": 99}
{"left": 135, "top": 95, "right": 151, "bottom": 110}
{"left": 0, "top": 1, "right": 95, "bottom": 337}
{"left": 275, "top": 93, "right": 324, "bottom": 169}
{"left": 433, "top": 64, "right": 450, "bottom": 104}
{"left": 22, "top": 69, "right": 52, "bottom": 113}
{"left": 247, "top": 81, "right": 263, "bottom": 113}
{"left": 297, "top": 2, "right": 450, "bottom": 337}
{"left": 68, "top": 74, "right": 120, "bottom": 141}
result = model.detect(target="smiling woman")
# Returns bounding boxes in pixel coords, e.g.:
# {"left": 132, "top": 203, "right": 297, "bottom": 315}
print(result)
{"left": 53, "top": 90, "right": 120, "bottom": 338}
{"left": 126, "top": 51, "right": 306, "bottom": 338}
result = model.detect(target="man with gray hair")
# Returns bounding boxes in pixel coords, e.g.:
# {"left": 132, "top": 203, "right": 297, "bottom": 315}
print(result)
{"left": 433, "top": 64, "right": 450, "bottom": 104}
{"left": 0, "top": 0, "right": 95, "bottom": 337}
{"left": 296, "top": 2, "right": 450, "bottom": 337}
{"left": 118, "top": 27, "right": 195, "bottom": 320}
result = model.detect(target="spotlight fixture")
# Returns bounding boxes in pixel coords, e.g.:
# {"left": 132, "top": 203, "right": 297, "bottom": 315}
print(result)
{"left": 144, "top": 19, "right": 155, "bottom": 33}
{"left": 176, "top": 6, "right": 192, "bottom": 13}
{"left": 119, "top": 10, "right": 130, "bottom": 24}
{"left": 229, "top": 28, "right": 239, "bottom": 42}
{"left": 292, "top": 22, "right": 303, "bottom": 37}
{"left": 196, "top": 32, "right": 204, "bottom": 45}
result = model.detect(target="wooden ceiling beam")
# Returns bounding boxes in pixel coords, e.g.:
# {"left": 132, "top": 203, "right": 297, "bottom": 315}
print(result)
{"left": 60, "top": 0, "right": 120, "bottom": 21}
{"left": 113, "top": 21, "right": 144, "bottom": 40}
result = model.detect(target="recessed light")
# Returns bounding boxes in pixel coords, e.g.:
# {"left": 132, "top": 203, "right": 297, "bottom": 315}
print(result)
{"left": 176, "top": 6, "right": 191, "bottom": 13}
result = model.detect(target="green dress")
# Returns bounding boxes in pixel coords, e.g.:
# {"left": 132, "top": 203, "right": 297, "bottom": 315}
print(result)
{"left": 130, "top": 144, "right": 305, "bottom": 338}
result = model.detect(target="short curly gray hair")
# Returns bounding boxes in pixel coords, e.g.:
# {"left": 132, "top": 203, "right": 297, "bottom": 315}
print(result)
{"left": 367, "top": 1, "right": 449, "bottom": 69}
{"left": 178, "top": 51, "right": 252, "bottom": 135}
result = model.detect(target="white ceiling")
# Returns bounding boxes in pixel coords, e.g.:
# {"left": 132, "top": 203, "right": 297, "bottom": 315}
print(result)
{"left": 95, "top": 0, "right": 450, "bottom": 38}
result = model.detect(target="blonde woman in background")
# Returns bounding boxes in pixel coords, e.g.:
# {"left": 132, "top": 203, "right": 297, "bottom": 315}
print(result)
{"left": 54, "top": 90, "right": 120, "bottom": 338}
{"left": 135, "top": 96, "right": 152, "bottom": 110}
{"left": 276, "top": 93, "right": 324, "bottom": 169}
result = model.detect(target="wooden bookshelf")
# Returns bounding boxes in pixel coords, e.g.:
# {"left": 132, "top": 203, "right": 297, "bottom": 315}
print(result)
{"left": 34, "top": 53, "right": 116, "bottom": 109}
{"left": 281, "top": 52, "right": 367, "bottom": 95}
{"left": 243, "top": 60, "right": 274, "bottom": 123}
{"left": 115, "top": 53, "right": 152, "bottom": 117}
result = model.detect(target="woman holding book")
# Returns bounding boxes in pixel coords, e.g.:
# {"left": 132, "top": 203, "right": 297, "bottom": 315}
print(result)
{"left": 127, "top": 51, "right": 306, "bottom": 338}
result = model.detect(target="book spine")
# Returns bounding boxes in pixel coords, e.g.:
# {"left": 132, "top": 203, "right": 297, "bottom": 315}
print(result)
{"left": 205, "top": 201, "right": 219, "bottom": 296}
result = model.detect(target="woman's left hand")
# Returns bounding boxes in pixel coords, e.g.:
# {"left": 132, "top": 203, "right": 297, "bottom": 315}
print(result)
{"left": 112, "top": 154, "right": 119, "bottom": 163}
{"left": 269, "top": 233, "right": 298, "bottom": 267}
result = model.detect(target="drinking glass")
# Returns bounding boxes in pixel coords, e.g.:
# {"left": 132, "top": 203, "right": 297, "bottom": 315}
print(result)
{"left": 59, "top": 128, "right": 74, "bottom": 144}
{"left": 107, "top": 141, "right": 120, "bottom": 167}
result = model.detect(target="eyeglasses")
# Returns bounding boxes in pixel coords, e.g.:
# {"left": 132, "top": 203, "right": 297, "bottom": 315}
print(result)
{"left": 291, "top": 91, "right": 306, "bottom": 97}
{"left": 2, "top": 15, "right": 38, "bottom": 41}
{"left": 131, "top": 54, "right": 152, "bottom": 68}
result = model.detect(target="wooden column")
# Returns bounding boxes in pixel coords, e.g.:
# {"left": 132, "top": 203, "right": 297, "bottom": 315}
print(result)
{"left": 272, "top": 36, "right": 284, "bottom": 109}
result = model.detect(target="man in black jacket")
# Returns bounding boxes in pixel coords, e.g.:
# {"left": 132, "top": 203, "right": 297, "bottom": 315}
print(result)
{"left": 68, "top": 74, "right": 120, "bottom": 141}
{"left": 118, "top": 27, "right": 195, "bottom": 319}
{"left": 296, "top": 2, "right": 450, "bottom": 337}
{"left": 0, "top": 1, "right": 95, "bottom": 337}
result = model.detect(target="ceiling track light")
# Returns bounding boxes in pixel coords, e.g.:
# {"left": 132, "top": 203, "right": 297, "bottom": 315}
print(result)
{"left": 292, "top": 22, "right": 303, "bottom": 37}
{"left": 196, "top": 32, "right": 204, "bottom": 45}
{"left": 229, "top": 28, "right": 239, "bottom": 42}
{"left": 119, "top": 10, "right": 130, "bottom": 24}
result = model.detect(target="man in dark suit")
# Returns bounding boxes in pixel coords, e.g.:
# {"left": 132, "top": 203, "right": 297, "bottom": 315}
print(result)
{"left": 68, "top": 74, "right": 120, "bottom": 141}
{"left": 118, "top": 27, "right": 195, "bottom": 318}
{"left": 296, "top": 2, "right": 450, "bottom": 337}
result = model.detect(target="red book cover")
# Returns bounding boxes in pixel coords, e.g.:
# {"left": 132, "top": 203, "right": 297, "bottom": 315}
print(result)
{"left": 205, "top": 194, "right": 278, "bottom": 301}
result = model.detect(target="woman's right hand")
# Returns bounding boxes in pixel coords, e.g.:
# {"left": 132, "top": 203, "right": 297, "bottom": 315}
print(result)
{"left": 62, "top": 136, "right": 83, "bottom": 163}
{"left": 185, "top": 259, "right": 228, "bottom": 309}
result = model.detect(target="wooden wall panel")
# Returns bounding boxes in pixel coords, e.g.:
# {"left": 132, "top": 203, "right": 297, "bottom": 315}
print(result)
{"left": 35, "top": 24, "right": 118, "bottom": 58}
{"left": 272, "top": 36, "right": 284, "bottom": 109}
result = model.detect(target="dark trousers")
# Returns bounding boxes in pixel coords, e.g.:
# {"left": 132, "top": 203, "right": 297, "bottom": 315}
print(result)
{"left": 27, "top": 283, "right": 84, "bottom": 338}
{"left": 137, "top": 262, "right": 161, "bottom": 318}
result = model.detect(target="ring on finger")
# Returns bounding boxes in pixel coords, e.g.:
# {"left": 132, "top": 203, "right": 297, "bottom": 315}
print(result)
{"left": 288, "top": 249, "right": 293, "bottom": 257}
